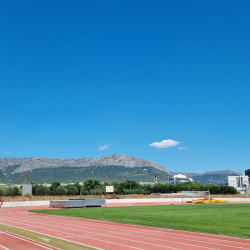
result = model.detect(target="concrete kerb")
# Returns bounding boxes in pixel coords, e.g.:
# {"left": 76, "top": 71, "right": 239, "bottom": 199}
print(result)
{"left": 1, "top": 198, "right": 250, "bottom": 208}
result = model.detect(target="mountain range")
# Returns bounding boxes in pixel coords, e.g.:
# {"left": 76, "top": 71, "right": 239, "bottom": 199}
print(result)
{"left": 0, "top": 154, "right": 242, "bottom": 185}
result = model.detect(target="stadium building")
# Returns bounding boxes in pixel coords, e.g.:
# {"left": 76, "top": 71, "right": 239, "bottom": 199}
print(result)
{"left": 165, "top": 174, "right": 193, "bottom": 185}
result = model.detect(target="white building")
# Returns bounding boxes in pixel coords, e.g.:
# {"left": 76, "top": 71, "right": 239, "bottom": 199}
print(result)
{"left": 165, "top": 174, "right": 193, "bottom": 185}
{"left": 228, "top": 176, "right": 249, "bottom": 194}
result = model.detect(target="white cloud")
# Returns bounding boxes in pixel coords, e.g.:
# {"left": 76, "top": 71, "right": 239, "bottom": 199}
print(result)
{"left": 5, "top": 151, "right": 11, "bottom": 153}
{"left": 178, "top": 147, "right": 186, "bottom": 150}
{"left": 149, "top": 139, "right": 180, "bottom": 149}
{"left": 99, "top": 144, "right": 110, "bottom": 150}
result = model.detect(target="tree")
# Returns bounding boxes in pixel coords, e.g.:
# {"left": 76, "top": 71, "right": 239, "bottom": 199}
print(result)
{"left": 55, "top": 186, "right": 68, "bottom": 195}
{"left": 67, "top": 186, "right": 78, "bottom": 195}
{"left": 35, "top": 185, "right": 50, "bottom": 195}
{"left": 50, "top": 181, "right": 61, "bottom": 194}
{"left": 32, "top": 184, "right": 39, "bottom": 195}
{"left": 83, "top": 178, "right": 101, "bottom": 192}
{"left": 72, "top": 182, "right": 82, "bottom": 194}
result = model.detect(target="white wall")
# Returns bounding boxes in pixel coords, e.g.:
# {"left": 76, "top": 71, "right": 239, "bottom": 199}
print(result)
{"left": 2, "top": 198, "right": 250, "bottom": 208}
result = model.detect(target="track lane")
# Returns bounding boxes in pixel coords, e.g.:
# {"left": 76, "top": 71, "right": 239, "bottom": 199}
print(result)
{"left": 0, "top": 230, "right": 59, "bottom": 250}
{"left": 1, "top": 207, "right": 250, "bottom": 250}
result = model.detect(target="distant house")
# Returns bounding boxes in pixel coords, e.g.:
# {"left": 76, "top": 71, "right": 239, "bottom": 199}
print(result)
{"left": 165, "top": 174, "right": 193, "bottom": 185}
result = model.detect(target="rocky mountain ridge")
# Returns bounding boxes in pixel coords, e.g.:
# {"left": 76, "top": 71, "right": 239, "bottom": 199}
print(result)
{"left": 0, "top": 154, "right": 243, "bottom": 184}
{"left": 0, "top": 154, "right": 168, "bottom": 174}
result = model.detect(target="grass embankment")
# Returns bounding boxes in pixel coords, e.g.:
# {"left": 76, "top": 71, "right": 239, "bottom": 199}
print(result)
{"left": 32, "top": 203, "right": 250, "bottom": 239}
{"left": 0, "top": 224, "right": 96, "bottom": 250}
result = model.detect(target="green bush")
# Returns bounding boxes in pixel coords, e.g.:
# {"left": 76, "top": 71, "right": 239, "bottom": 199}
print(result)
{"left": 83, "top": 178, "right": 101, "bottom": 192}
{"left": 50, "top": 181, "right": 61, "bottom": 195}
{"left": 55, "top": 186, "right": 68, "bottom": 195}
{"left": 35, "top": 185, "right": 50, "bottom": 195}
{"left": 67, "top": 186, "right": 78, "bottom": 195}
{"left": 4, "top": 186, "right": 22, "bottom": 196}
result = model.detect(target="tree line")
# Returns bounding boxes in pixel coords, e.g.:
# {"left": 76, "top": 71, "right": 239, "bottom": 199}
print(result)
{"left": 0, "top": 178, "right": 238, "bottom": 196}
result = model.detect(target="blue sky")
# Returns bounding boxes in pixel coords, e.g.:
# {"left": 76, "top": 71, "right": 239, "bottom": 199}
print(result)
{"left": 1, "top": 1, "right": 250, "bottom": 173}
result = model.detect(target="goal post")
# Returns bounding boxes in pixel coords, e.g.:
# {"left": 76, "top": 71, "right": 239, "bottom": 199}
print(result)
{"left": 181, "top": 191, "right": 210, "bottom": 204}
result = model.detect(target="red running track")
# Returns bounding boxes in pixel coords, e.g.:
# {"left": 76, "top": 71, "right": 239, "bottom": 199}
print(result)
{"left": 0, "top": 229, "right": 59, "bottom": 250}
{"left": 1, "top": 206, "right": 250, "bottom": 250}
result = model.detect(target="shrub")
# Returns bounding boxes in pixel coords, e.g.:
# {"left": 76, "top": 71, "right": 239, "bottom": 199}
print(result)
{"left": 67, "top": 186, "right": 78, "bottom": 195}
{"left": 50, "top": 181, "right": 61, "bottom": 194}
{"left": 5, "top": 187, "right": 15, "bottom": 196}
{"left": 55, "top": 186, "right": 68, "bottom": 195}
{"left": 83, "top": 178, "right": 101, "bottom": 192}
{"left": 35, "top": 185, "right": 50, "bottom": 195}
{"left": 13, "top": 186, "right": 22, "bottom": 195}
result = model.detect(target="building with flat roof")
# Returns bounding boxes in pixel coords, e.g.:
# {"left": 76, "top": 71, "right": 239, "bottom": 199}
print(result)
{"left": 228, "top": 176, "right": 249, "bottom": 194}
{"left": 165, "top": 174, "right": 193, "bottom": 185}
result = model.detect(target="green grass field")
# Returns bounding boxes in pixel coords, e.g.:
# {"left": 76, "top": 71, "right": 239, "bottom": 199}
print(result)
{"left": 31, "top": 204, "right": 250, "bottom": 239}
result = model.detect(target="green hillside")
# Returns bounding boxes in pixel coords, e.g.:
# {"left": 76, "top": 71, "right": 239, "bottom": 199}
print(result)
{"left": 1, "top": 165, "right": 171, "bottom": 184}
{"left": 191, "top": 173, "right": 239, "bottom": 185}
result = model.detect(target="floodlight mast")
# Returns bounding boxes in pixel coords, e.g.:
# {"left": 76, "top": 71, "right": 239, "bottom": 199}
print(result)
{"left": 17, "top": 171, "right": 31, "bottom": 185}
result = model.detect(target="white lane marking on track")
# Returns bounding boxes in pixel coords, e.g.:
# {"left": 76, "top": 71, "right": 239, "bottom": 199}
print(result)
{"left": 0, "top": 231, "right": 55, "bottom": 250}
{"left": 0, "top": 245, "right": 11, "bottom": 250}
{"left": 1, "top": 211, "right": 247, "bottom": 250}
{"left": 5, "top": 210, "right": 250, "bottom": 249}
{"left": 23, "top": 210, "right": 250, "bottom": 246}
{"left": 0, "top": 218, "right": 183, "bottom": 250}
{"left": 0, "top": 217, "right": 210, "bottom": 250}
{"left": 0, "top": 212, "right": 241, "bottom": 250}
{"left": 0, "top": 222, "right": 136, "bottom": 250}
{"left": 7, "top": 211, "right": 250, "bottom": 249}
{"left": 25, "top": 214, "right": 247, "bottom": 249}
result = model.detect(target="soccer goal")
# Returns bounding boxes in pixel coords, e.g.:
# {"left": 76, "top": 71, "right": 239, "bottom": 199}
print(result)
{"left": 181, "top": 191, "right": 210, "bottom": 204}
